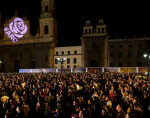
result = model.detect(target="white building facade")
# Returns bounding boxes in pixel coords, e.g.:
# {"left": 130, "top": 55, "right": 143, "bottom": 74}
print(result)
{"left": 54, "top": 46, "right": 82, "bottom": 68}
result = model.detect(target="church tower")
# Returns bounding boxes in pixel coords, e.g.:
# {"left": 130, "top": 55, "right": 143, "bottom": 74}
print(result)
{"left": 39, "top": 0, "right": 57, "bottom": 67}
{"left": 40, "top": 0, "right": 57, "bottom": 39}
{"left": 81, "top": 19, "right": 108, "bottom": 67}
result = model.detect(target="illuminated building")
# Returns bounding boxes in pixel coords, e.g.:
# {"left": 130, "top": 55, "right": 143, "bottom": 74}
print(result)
{"left": 0, "top": 0, "right": 57, "bottom": 72}
{"left": 54, "top": 46, "right": 81, "bottom": 68}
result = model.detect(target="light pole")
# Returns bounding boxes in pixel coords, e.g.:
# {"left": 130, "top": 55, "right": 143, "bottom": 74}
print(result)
{"left": 57, "top": 57, "right": 66, "bottom": 73}
{"left": 143, "top": 53, "right": 150, "bottom": 66}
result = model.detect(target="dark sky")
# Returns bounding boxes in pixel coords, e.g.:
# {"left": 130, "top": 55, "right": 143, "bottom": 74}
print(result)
{"left": 0, "top": 0, "right": 150, "bottom": 46}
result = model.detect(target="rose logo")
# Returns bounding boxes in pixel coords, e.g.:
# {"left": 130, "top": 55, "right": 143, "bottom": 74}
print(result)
{"left": 9, "top": 18, "right": 27, "bottom": 38}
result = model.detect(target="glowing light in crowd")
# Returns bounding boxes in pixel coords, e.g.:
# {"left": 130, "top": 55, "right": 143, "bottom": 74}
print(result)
{"left": 4, "top": 18, "right": 28, "bottom": 43}
{"left": 143, "top": 54, "right": 147, "bottom": 58}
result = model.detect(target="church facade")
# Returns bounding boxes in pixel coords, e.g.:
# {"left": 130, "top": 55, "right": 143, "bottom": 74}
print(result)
{"left": 0, "top": 0, "right": 57, "bottom": 72}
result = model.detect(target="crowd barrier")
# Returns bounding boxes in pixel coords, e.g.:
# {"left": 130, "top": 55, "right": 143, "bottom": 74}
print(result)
{"left": 19, "top": 67, "right": 150, "bottom": 73}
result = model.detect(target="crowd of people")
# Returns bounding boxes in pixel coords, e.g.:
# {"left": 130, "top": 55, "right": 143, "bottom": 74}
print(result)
{"left": 0, "top": 72, "right": 150, "bottom": 118}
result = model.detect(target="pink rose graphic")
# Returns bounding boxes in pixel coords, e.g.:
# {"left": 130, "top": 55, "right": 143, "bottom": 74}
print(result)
{"left": 9, "top": 18, "right": 27, "bottom": 38}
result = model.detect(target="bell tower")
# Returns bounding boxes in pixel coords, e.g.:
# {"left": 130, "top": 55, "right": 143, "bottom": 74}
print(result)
{"left": 41, "top": 0, "right": 55, "bottom": 18}
{"left": 39, "top": 0, "right": 57, "bottom": 40}
{"left": 81, "top": 19, "right": 108, "bottom": 67}
{"left": 39, "top": 0, "right": 57, "bottom": 68}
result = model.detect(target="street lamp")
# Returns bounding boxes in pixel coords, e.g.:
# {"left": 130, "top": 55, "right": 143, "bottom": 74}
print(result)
{"left": 143, "top": 53, "right": 150, "bottom": 66}
{"left": 143, "top": 54, "right": 147, "bottom": 58}
{"left": 0, "top": 60, "right": 2, "bottom": 64}
{"left": 57, "top": 57, "right": 66, "bottom": 72}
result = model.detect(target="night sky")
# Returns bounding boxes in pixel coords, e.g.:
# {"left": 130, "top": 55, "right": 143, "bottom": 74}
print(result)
{"left": 0, "top": 0, "right": 150, "bottom": 46}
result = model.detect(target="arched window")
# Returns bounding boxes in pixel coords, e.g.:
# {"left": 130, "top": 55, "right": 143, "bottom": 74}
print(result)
{"left": 102, "top": 28, "right": 105, "bottom": 33}
{"left": 44, "top": 25, "right": 49, "bottom": 34}
{"left": 45, "top": 5, "right": 48, "bottom": 12}
{"left": 98, "top": 28, "right": 100, "bottom": 33}
{"left": 89, "top": 29, "right": 91, "bottom": 34}
{"left": 85, "top": 29, "right": 88, "bottom": 34}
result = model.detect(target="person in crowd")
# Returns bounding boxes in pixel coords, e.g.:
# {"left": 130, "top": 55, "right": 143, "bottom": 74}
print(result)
{"left": 116, "top": 104, "right": 126, "bottom": 118}
{"left": 15, "top": 106, "right": 23, "bottom": 118}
